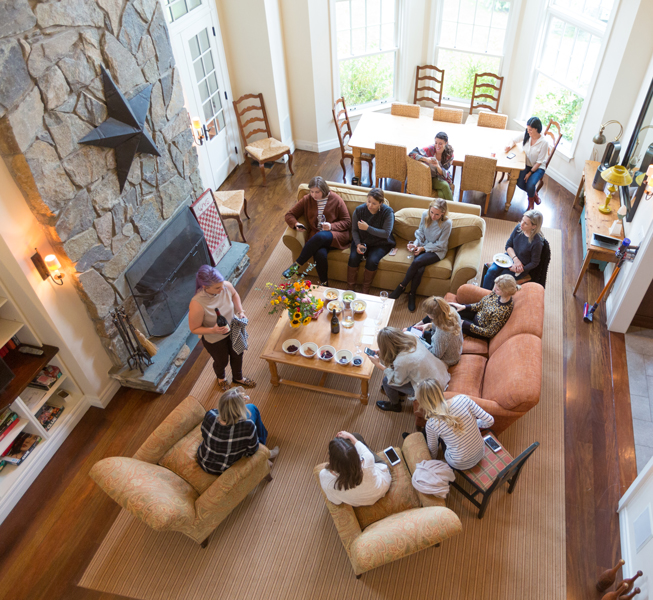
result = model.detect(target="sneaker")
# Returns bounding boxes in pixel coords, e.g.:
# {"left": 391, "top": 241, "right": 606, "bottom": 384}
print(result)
{"left": 282, "top": 264, "right": 297, "bottom": 279}
{"left": 376, "top": 400, "right": 401, "bottom": 413}
{"left": 268, "top": 446, "right": 280, "bottom": 461}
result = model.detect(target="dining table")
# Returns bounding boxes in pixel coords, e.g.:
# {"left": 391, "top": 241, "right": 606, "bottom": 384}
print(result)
{"left": 348, "top": 108, "right": 527, "bottom": 210}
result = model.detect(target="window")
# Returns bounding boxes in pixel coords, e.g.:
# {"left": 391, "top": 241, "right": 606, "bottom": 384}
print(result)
{"left": 190, "top": 29, "right": 225, "bottom": 139}
{"left": 332, "top": 0, "right": 399, "bottom": 109}
{"left": 434, "top": 0, "right": 514, "bottom": 103}
{"left": 164, "top": 0, "right": 201, "bottom": 23}
{"left": 526, "top": 0, "right": 615, "bottom": 149}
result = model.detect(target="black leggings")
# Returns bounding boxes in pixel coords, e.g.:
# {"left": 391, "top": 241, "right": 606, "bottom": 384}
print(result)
{"left": 400, "top": 251, "right": 441, "bottom": 291}
{"left": 202, "top": 335, "right": 243, "bottom": 380}
{"left": 347, "top": 242, "right": 393, "bottom": 271}
{"left": 296, "top": 231, "right": 333, "bottom": 283}
{"left": 458, "top": 309, "right": 487, "bottom": 340}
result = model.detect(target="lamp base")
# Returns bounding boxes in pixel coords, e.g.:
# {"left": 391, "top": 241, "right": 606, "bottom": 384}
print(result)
{"left": 599, "top": 186, "right": 616, "bottom": 214}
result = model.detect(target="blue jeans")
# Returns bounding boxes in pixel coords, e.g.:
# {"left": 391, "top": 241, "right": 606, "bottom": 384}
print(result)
{"left": 246, "top": 404, "right": 268, "bottom": 446}
{"left": 517, "top": 167, "right": 545, "bottom": 198}
{"left": 482, "top": 264, "right": 514, "bottom": 290}
{"left": 382, "top": 375, "right": 415, "bottom": 406}
{"left": 296, "top": 231, "right": 333, "bottom": 283}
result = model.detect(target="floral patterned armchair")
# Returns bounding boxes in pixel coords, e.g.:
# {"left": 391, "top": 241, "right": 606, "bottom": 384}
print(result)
{"left": 313, "top": 433, "right": 462, "bottom": 577}
{"left": 89, "top": 395, "right": 271, "bottom": 546}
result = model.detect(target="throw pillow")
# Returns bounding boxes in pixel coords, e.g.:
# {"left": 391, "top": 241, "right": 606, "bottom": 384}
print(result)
{"left": 393, "top": 208, "right": 484, "bottom": 248}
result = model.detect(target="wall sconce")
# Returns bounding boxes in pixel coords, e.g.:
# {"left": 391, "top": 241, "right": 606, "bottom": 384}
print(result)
{"left": 191, "top": 118, "right": 205, "bottom": 146}
{"left": 31, "top": 249, "right": 65, "bottom": 285}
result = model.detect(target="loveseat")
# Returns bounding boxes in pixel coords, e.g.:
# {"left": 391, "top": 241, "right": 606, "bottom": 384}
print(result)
{"left": 415, "top": 283, "right": 545, "bottom": 434}
{"left": 282, "top": 182, "right": 485, "bottom": 297}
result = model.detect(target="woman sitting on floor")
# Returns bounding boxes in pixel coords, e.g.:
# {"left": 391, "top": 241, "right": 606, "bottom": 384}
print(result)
{"left": 283, "top": 176, "right": 351, "bottom": 286}
{"left": 368, "top": 327, "right": 450, "bottom": 413}
{"left": 408, "top": 131, "right": 455, "bottom": 200}
{"left": 483, "top": 209, "right": 543, "bottom": 290}
{"left": 388, "top": 198, "right": 452, "bottom": 312}
{"left": 319, "top": 431, "right": 391, "bottom": 507}
{"left": 405, "top": 296, "right": 463, "bottom": 366}
{"left": 416, "top": 379, "right": 494, "bottom": 470}
{"left": 197, "top": 387, "right": 279, "bottom": 475}
{"left": 450, "top": 274, "right": 519, "bottom": 339}
{"left": 347, "top": 188, "right": 396, "bottom": 293}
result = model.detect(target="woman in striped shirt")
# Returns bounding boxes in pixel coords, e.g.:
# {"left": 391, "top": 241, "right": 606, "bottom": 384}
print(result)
{"left": 417, "top": 379, "right": 494, "bottom": 470}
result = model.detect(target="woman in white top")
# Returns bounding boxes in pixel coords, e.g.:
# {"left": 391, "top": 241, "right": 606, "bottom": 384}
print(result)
{"left": 505, "top": 117, "right": 549, "bottom": 211}
{"left": 319, "top": 431, "right": 391, "bottom": 507}
{"left": 417, "top": 379, "right": 494, "bottom": 470}
{"left": 188, "top": 265, "right": 255, "bottom": 392}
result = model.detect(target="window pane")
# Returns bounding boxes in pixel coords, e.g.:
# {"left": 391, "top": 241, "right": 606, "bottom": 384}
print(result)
{"left": 471, "top": 25, "right": 489, "bottom": 53}
{"left": 203, "top": 51, "right": 214, "bottom": 74}
{"left": 458, "top": 0, "right": 476, "bottom": 25}
{"left": 194, "top": 58, "right": 204, "bottom": 81}
{"left": 206, "top": 119, "right": 217, "bottom": 140}
{"left": 381, "top": 0, "right": 395, "bottom": 23}
{"left": 556, "top": 23, "right": 576, "bottom": 76}
{"left": 203, "top": 99, "right": 213, "bottom": 121}
{"left": 531, "top": 73, "right": 583, "bottom": 144}
{"left": 443, "top": 0, "right": 459, "bottom": 22}
{"left": 198, "top": 29, "right": 210, "bottom": 53}
{"left": 474, "top": 0, "right": 492, "bottom": 27}
{"left": 540, "top": 18, "right": 564, "bottom": 77}
{"left": 579, "top": 35, "right": 601, "bottom": 92}
{"left": 487, "top": 27, "right": 506, "bottom": 54}
{"left": 335, "top": 0, "right": 350, "bottom": 30}
{"left": 338, "top": 30, "right": 351, "bottom": 55}
{"left": 212, "top": 91, "right": 222, "bottom": 112}
{"left": 438, "top": 49, "right": 501, "bottom": 102}
{"left": 187, "top": 0, "right": 201, "bottom": 10}
{"left": 380, "top": 23, "right": 394, "bottom": 49}
{"left": 351, "top": 0, "right": 365, "bottom": 24}
{"left": 440, "top": 23, "right": 456, "bottom": 47}
{"left": 441, "top": 0, "right": 511, "bottom": 54}
{"left": 351, "top": 26, "right": 365, "bottom": 54}
{"left": 368, "top": 0, "right": 381, "bottom": 26}
{"left": 367, "top": 25, "right": 380, "bottom": 52}
{"left": 199, "top": 80, "right": 209, "bottom": 102}
{"left": 339, "top": 51, "right": 395, "bottom": 107}
{"left": 169, "top": 0, "right": 188, "bottom": 22}
{"left": 553, "top": 0, "right": 614, "bottom": 22}
{"left": 189, "top": 36, "right": 200, "bottom": 60}
{"left": 567, "top": 29, "right": 590, "bottom": 91}
{"left": 492, "top": 0, "right": 511, "bottom": 29}
{"left": 217, "top": 111, "right": 225, "bottom": 131}
{"left": 456, "top": 23, "right": 473, "bottom": 49}
{"left": 208, "top": 72, "right": 218, "bottom": 95}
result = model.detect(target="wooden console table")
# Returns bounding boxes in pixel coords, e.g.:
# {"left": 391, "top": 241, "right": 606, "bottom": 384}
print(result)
{"left": 572, "top": 160, "right": 624, "bottom": 296}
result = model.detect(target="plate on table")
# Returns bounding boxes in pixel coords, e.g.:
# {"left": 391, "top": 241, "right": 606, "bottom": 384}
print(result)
{"left": 493, "top": 253, "right": 513, "bottom": 268}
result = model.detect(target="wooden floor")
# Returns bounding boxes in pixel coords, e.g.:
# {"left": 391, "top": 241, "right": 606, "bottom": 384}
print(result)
{"left": 0, "top": 149, "right": 637, "bottom": 600}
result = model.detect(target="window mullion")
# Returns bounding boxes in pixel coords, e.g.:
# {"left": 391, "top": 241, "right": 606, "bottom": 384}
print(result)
{"left": 364, "top": 0, "right": 368, "bottom": 53}
{"left": 471, "top": 0, "right": 479, "bottom": 51}
{"left": 486, "top": 0, "right": 496, "bottom": 54}
{"left": 564, "top": 26, "right": 579, "bottom": 83}
{"left": 349, "top": 0, "right": 353, "bottom": 57}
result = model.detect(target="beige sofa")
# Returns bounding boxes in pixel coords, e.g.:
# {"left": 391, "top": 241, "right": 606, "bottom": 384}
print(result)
{"left": 282, "top": 182, "right": 485, "bottom": 297}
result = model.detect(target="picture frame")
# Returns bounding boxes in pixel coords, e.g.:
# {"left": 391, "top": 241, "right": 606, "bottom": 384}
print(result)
{"left": 190, "top": 190, "right": 232, "bottom": 266}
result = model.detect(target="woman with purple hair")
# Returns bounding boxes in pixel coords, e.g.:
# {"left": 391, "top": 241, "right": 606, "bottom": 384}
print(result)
{"left": 189, "top": 265, "right": 255, "bottom": 391}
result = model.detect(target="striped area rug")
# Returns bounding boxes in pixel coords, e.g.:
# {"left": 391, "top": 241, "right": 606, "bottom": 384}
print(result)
{"left": 79, "top": 219, "right": 565, "bottom": 600}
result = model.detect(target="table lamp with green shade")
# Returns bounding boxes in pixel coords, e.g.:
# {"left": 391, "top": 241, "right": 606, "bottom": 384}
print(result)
{"left": 600, "top": 165, "right": 632, "bottom": 214}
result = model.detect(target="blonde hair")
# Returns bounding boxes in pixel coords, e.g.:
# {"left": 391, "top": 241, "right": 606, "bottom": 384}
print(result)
{"left": 425, "top": 198, "right": 449, "bottom": 227}
{"left": 421, "top": 296, "right": 460, "bottom": 333}
{"left": 217, "top": 387, "right": 249, "bottom": 426}
{"left": 494, "top": 274, "right": 520, "bottom": 297}
{"left": 416, "top": 379, "right": 463, "bottom": 432}
{"left": 520, "top": 210, "right": 543, "bottom": 243}
{"left": 377, "top": 327, "right": 417, "bottom": 367}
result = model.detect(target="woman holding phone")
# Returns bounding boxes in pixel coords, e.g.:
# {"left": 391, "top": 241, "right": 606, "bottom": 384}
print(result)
{"left": 408, "top": 132, "right": 455, "bottom": 199}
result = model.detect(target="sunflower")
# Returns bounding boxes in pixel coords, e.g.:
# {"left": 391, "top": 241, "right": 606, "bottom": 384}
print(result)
{"left": 293, "top": 311, "right": 302, "bottom": 319}
{"left": 290, "top": 319, "right": 301, "bottom": 328}
{"left": 302, "top": 316, "right": 312, "bottom": 325}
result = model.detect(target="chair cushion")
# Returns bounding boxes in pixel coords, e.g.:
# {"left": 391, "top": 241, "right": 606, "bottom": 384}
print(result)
{"left": 158, "top": 424, "right": 218, "bottom": 494}
{"left": 213, "top": 190, "right": 245, "bottom": 217}
{"left": 459, "top": 432, "right": 513, "bottom": 491}
{"left": 462, "top": 336, "right": 489, "bottom": 356}
{"left": 393, "top": 209, "right": 484, "bottom": 249}
{"left": 447, "top": 353, "right": 487, "bottom": 397}
{"left": 353, "top": 448, "right": 420, "bottom": 530}
{"left": 245, "top": 137, "right": 290, "bottom": 161}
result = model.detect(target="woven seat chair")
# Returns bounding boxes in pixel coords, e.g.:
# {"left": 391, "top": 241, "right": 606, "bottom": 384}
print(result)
{"left": 333, "top": 96, "right": 374, "bottom": 183}
{"left": 458, "top": 155, "right": 497, "bottom": 214}
{"left": 432, "top": 107, "right": 464, "bottom": 124}
{"left": 210, "top": 189, "right": 249, "bottom": 242}
{"left": 477, "top": 112, "right": 508, "bottom": 130}
{"left": 233, "top": 93, "right": 294, "bottom": 186}
{"left": 537, "top": 119, "right": 563, "bottom": 193}
{"left": 375, "top": 142, "right": 407, "bottom": 192}
{"left": 391, "top": 102, "right": 420, "bottom": 118}
{"left": 413, "top": 65, "right": 444, "bottom": 107}
{"left": 465, "top": 72, "right": 504, "bottom": 125}
{"left": 406, "top": 157, "right": 454, "bottom": 198}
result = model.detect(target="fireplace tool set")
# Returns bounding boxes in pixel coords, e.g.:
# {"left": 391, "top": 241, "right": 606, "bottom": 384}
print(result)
{"left": 111, "top": 307, "right": 156, "bottom": 373}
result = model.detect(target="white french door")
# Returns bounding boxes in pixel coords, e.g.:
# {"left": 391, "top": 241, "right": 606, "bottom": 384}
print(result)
{"left": 167, "top": 4, "right": 239, "bottom": 190}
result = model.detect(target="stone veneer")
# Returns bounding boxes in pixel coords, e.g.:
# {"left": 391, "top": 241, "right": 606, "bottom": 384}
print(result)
{"left": 0, "top": 0, "right": 203, "bottom": 366}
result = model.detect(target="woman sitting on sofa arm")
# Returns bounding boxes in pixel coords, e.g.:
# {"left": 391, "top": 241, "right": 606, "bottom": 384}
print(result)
{"left": 347, "top": 188, "right": 396, "bottom": 293}
{"left": 283, "top": 176, "right": 351, "bottom": 286}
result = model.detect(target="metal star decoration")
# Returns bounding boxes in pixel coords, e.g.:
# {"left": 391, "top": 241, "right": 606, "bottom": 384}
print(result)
{"left": 79, "top": 65, "right": 160, "bottom": 192}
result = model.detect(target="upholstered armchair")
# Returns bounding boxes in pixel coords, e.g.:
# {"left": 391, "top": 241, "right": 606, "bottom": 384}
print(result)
{"left": 314, "top": 433, "right": 462, "bottom": 577}
{"left": 90, "top": 395, "right": 271, "bottom": 546}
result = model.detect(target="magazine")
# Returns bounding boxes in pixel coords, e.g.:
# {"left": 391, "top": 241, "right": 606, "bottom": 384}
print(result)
{"left": 28, "top": 365, "right": 62, "bottom": 390}
{"left": 35, "top": 404, "right": 65, "bottom": 431}
{"left": 1, "top": 432, "right": 42, "bottom": 465}
{"left": 0, "top": 412, "right": 19, "bottom": 441}
{"left": 18, "top": 387, "right": 47, "bottom": 412}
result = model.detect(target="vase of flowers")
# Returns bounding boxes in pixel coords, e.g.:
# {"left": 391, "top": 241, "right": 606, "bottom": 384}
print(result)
{"left": 265, "top": 264, "right": 324, "bottom": 328}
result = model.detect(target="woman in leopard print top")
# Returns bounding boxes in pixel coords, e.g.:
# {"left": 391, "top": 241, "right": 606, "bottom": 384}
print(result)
{"left": 449, "top": 274, "right": 519, "bottom": 339}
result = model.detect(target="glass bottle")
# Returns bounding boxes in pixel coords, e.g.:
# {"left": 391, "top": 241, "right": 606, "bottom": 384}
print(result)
{"left": 215, "top": 308, "right": 229, "bottom": 332}
{"left": 330, "top": 308, "right": 340, "bottom": 334}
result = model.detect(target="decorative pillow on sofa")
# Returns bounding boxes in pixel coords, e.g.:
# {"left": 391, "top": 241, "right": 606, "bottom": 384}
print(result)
{"left": 393, "top": 208, "right": 484, "bottom": 249}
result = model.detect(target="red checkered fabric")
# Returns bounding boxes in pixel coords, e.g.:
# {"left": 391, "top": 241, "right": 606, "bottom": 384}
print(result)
{"left": 462, "top": 433, "right": 513, "bottom": 492}
{"left": 191, "top": 191, "right": 230, "bottom": 264}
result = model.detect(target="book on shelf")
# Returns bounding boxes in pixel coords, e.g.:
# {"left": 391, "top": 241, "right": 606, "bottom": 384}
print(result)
{"left": 0, "top": 460, "right": 6, "bottom": 473}
{"left": 0, "top": 411, "right": 20, "bottom": 441}
{"left": 0, "top": 338, "right": 17, "bottom": 358}
{"left": 18, "top": 386, "right": 47, "bottom": 411}
{"left": 27, "top": 365, "right": 62, "bottom": 390}
{"left": 1, "top": 432, "right": 42, "bottom": 465}
{"left": 35, "top": 404, "right": 65, "bottom": 431}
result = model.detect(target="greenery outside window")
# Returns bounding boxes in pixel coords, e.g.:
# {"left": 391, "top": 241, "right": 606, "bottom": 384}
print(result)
{"left": 332, "top": 0, "right": 399, "bottom": 110}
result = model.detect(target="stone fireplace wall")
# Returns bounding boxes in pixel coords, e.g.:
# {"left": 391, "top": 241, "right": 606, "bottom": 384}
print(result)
{"left": 0, "top": 0, "right": 203, "bottom": 365}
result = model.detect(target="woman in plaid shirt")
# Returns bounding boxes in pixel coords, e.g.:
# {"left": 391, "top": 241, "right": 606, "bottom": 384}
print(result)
{"left": 197, "top": 388, "right": 279, "bottom": 475}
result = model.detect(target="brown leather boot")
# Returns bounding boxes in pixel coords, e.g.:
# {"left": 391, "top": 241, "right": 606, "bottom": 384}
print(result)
{"left": 361, "top": 269, "right": 376, "bottom": 294}
{"left": 346, "top": 266, "right": 358, "bottom": 290}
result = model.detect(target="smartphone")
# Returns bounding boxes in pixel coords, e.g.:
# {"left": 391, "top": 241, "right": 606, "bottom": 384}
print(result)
{"left": 295, "top": 223, "right": 306, "bottom": 230}
{"left": 383, "top": 446, "right": 401, "bottom": 465}
{"left": 484, "top": 435, "right": 502, "bottom": 453}
{"left": 389, "top": 247, "right": 398, "bottom": 256}
{"left": 364, "top": 347, "right": 377, "bottom": 357}
{"left": 506, "top": 152, "right": 516, "bottom": 159}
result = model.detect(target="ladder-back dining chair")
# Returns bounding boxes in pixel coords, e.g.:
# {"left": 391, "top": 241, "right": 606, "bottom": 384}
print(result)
{"left": 458, "top": 155, "right": 497, "bottom": 214}
{"left": 333, "top": 97, "right": 374, "bottom": 183}
{"left": 413, "top": 65, "right": 445, "bottom": 107}
{"left": 466, "top": 73, "right": 504, "bottom": 125}
{"left": 432, "top": 107, "right": 464, "bottom": 124}
{"left": 537, "top": 119, "right": 563, "bottom": 193}
{"left": 477, "top": 112, "right": 508, "bottom": 130}
{"left": 390, "top": 102, "right": 420, "bottom": 118}
{"left": 232, "top": 93, "right": 294, "bottom": 186}
{"left": 375, "top": 142, "right": 407, "bottom": 192}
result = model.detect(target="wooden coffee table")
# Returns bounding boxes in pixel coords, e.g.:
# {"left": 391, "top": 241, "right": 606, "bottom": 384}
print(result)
{"left": 260, "top": 288, "right": 394, "bottom": 404}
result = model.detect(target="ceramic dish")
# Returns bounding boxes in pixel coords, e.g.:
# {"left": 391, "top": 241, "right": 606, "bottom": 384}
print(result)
{"left": 341, "top": 291, "right": 357, "bottom": 303}
{"left": 493, "top": 253, "right": 514, "bottom": 268}
{"left": 299, "top": 342, "right": 318, "bottom": 358}
{"left": 324, "top": 288, "right": 340, "bottom": 301}
{"left": 335, "top": 349, "right": 353, "bottom": 365}
{"left": 351, "top": 356, "right": 364, "bottom": 367}
{"left": 282, "top": 339, "right": 301, "bottom": 355}
{"left": 318, "top": 345, "right": 336, "bottom": 361}
{"left": 352, "top": 300, "right": 367, "bottom": 314}
{"left": 327, "top": 300, "right": 343, "bottom": 314}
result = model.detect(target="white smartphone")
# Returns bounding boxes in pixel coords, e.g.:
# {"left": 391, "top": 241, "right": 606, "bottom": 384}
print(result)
{"left": 383, "top": 446, "right": 401, "bottom": 465}
{"left": 407, "top": 327, "right": 423, "bottom": 338}
{"left": 483, "top": 435, "right": 502, "bottom": 453}
{"left": 506, "top": 152, "right": 516, "bottom": 159}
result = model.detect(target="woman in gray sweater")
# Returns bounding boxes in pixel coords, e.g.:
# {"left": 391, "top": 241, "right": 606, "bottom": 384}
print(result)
{"left": 388, "top": 199, "right": 452, "bottom": 312}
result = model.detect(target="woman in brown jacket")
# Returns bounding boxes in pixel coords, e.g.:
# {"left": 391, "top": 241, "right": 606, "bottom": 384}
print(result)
{"left": 283, "top": 177, "right": 351, "bottom": 285}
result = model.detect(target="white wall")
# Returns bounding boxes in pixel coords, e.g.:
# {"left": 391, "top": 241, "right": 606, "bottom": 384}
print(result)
{"left": 0, "top": 159, "right": 118, "bottom": 407}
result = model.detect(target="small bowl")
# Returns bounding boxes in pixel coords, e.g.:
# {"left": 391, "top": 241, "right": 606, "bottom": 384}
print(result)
{"left": 335, "top": 349, "right": 353, "bottom": 365}
{"left": 282, "top": 339, "right": 301, "bottom": 355}
{"left": 352, "top": 300, "right": 367, "bottom": 314}
{"left": 318, "top": 345, "right": 336, "bottom": 361}
{"left": 327, "top": 300, "right": 343, "bottom": 314}
{"left": 324, "top": 288, "right": 340, "bottom": 302}
{"left": 341, "top": 290, "right": 357, "bottom": 303}
{"left": 300, "top": 342, "right": 318, "bottom": 358}
{"left": 351, "top": 356, "right": 364, "bottom": 367}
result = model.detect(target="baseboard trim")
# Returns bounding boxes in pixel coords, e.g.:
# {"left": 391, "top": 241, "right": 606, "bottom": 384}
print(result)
{"left": 88, "top": 379, "right": 122, "bottom": 409}
{"left": 294, "top": 138, "right": 340, "bottom": 153}
{"left": 545, "top": 166, "right": 578, "bottom": 195}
